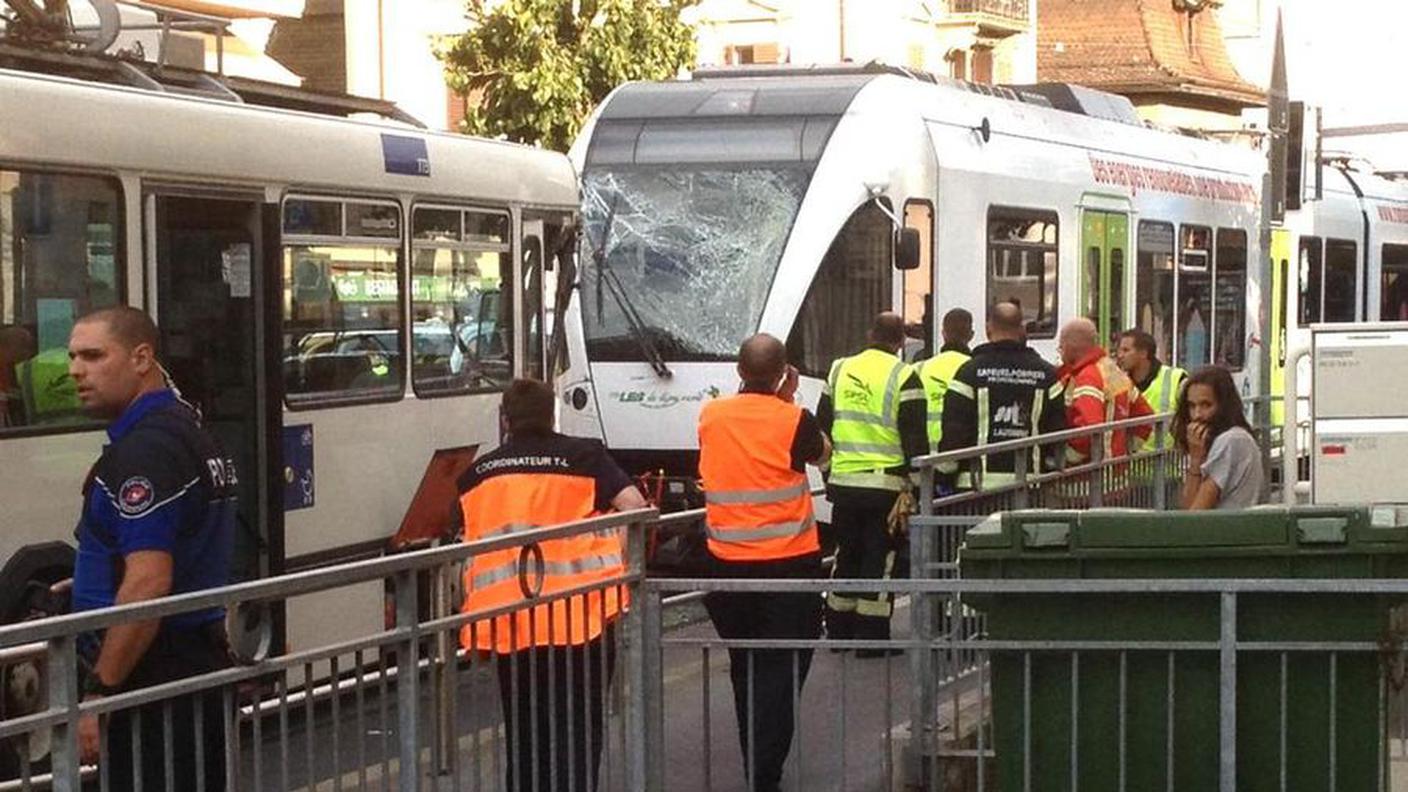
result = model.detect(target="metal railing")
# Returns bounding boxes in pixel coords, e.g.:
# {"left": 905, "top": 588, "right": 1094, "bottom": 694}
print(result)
{"left": 0, "top": 399, "right": 1309, "bottom": 791}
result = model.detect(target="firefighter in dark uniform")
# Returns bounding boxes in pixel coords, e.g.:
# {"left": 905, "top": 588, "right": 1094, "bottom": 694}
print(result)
{"left": 68, "top": 307, "right": 237, "bottom": 792}
{"left": 936, "top": 301, "right": 1066, "bottom": 489}
{"left": 698, "top": 333, "right": 830, "bottom": 792}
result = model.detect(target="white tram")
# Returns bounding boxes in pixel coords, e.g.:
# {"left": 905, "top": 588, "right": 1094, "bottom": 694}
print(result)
{"left": 556, "top": 65, "right": 1267, "bottom": 502}
{"left": 0, "top": 60, "right": 577, "bottom": 654}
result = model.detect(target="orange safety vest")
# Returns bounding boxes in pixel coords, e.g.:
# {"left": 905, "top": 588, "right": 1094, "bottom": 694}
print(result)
{"left": 698, "top": 393, "right": 818, "bottom": 562}
{"left": 458, "top": 468, "right": 626, "bottom": 654}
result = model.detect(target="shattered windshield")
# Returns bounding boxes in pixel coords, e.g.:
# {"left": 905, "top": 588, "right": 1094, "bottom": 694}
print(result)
{"left": 580, "top": 168, "right": 810, "bottom": 361}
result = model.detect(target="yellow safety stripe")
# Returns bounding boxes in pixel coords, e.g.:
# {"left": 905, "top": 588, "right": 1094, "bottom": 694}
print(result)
{"left": 828, "top": 470, "right": 909, "bottom": 491}
{"left": 899, "top": 387, "right": 926, "bottom": 403}
{"left": 704, "top": 480, "right": 810, "bottom": 505}
{"left": 833, "top": 410, "right": 891, "bottom": 427}
{"left": 948, "top": 379, "right": 976, "bottom": 400}
{"left": 1047, "top": 381, "right": 1065, "bottom": 400}
{"left": 1070, "top": 385, "right": 1106, "bottom": 402}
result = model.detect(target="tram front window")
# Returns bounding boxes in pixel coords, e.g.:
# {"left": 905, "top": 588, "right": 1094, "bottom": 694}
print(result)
{"left": 579, "top": 167, "right": 809, "bottom": 362}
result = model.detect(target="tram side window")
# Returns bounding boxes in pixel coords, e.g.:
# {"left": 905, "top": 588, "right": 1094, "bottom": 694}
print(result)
{"left": 1298, "top": 236, "right": 1323, "bottom": 324}
{"left": 1135, "top": 220, "right": 1176, "bottom": 361}
{"left": 1382, "top": 243, "right": 1408, "bottom": 321}
{"left": 1175, "top": 225, "right": 1212, "bottom": 369}
{"left": 0, "top": 171, "right": 123, "bottom": 433}
{"left": 786, "top": 201, "right": 894, "bottom": 377}
{"left": 410, "top": 207, "right": 514, "bottom": 396}
{"left": 1322, "top": 239, "right": 1358, "bottom": 323}
{"left": 985, "top": 207, "right": 1058, "bottom": 339}
{"left": 282, "top": 198, "right": 404, "bottom": 407}
{"left": 1214, "top": 228, "right": 1247, "bottom": 370}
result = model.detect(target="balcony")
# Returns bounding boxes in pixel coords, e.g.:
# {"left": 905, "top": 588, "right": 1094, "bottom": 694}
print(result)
{"left": 946, "top": 0, "right": 1030, "bottom": 33}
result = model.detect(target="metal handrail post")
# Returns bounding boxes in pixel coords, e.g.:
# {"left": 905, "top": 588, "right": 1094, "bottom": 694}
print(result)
{"left": 1219, "top": 592, "right": 1238, "bottom": 792}
{"left": 909, "top": 464, "right": 937, "bottom": 789}
{"left": 47, "top": 634, "right": 80, "bottom": 792}
{"left": 432, "top": 563, "right": 455, "bottom": 777}
{"left": 623, "top": 519, "right": 662, "bottom": 791}
{"left": 1154, "top": 414, "right": 1169, "bottom": 511}
{"left": 395, "top": 568, "right": 422, "bottom": 792}
{"left": 1089, "top": 430, "right": 1105, "bottom": 508}
{"left": 1013, "top": 445, "right": 1029, "bottom": 510}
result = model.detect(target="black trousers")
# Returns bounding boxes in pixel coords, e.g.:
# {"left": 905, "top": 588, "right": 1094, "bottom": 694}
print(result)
{"left": 102, "top": 626, "right": 230, "bottom": 792}
{"left": 826, "top": 487, "right": 903, "bottom": 641}
{"left": 704, "top": 553, "right": 822, "bottom": 792}
{"left": 495, "top": 629, "right": 616, "bottom": 792}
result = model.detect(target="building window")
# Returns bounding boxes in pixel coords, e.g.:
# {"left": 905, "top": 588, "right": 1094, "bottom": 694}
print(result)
{"left": 0, "top": 170, "right": 123, "bottom": 433}
{"left": 1382, "top": 243, "right": 1408, "bottom": 321}
{"left": 786, "top": 202, "right": 894, "bottom": 377}
{"left": 986, "top": 207, "right": 1059, "bottom": 339}
{"left": 1135, "top": 220, "right": 1176, "bottom": 362}
{"left": 282, "top": 197, "right": 404, "bottom": 407}
{"left": 1214, "top": 228, "right": 1247, "bottom": 369}
{"left": 971, "top": 45, "right": 994, "bottom": 85}
{"left": 1176, "top": 224, "right": 1212, "bottom": 369}
{"left": 947, "top": 49, "right": 967, "bottom": 81}
{"left": 724, "top": 42, "right": 780, "bottom": 65}
{"left": 410, "top": 206, "right": 513, "bottom": 397}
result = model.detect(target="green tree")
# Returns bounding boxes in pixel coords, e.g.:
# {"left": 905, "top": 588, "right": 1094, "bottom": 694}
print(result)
{"left": 442, "top": 0, "right": 698, "bottom": 151}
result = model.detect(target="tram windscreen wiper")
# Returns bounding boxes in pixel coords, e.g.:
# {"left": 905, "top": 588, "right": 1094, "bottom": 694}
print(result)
{"left": 589, "top": 196, "right": 673, "bottom": 379}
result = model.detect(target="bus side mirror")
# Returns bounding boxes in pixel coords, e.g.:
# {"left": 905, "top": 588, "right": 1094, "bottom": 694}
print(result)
{"left": 895, "top": 227, "right": 922, "bottom": 271}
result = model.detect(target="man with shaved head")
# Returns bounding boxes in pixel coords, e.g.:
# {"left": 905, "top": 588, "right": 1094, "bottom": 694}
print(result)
{"left": 698, "top": 333, "right": 829, "bottom": 791}
{"left": 936, "top": 302, "right": 1065, "bottom": 490}
{"left": 1057, "top": 317, "right": 1153, "bottom": 466}
{"left": 816, "top": 312, "right": 928, "bottom": 653}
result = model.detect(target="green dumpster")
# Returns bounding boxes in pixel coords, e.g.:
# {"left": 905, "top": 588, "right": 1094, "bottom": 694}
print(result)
{"left": 960, "top": 506, "right": 1408, "bottom": 792}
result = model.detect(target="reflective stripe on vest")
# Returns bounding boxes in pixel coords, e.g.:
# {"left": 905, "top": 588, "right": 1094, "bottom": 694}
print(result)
{"left": 699, "top": 394, "right": 819, "bottom": 560}
{"left": 828, "top": 349, "right": 913, "bottom": 487}
{"left": 458, "top": 471, "right": 626, "bottom": 653}
{"left": 918, "top": 350, "right": 970, "bottom": 448}
{"left": 971, "top": 385, "right": 1044, "bottom": 489}
{"left": 1134, "top": 365, "right": 1186, "bottom": 453}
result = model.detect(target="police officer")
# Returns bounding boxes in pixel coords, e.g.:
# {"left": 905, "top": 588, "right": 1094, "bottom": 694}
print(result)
{"left": 68, "top": 307, "right": 237, "bottom": 792}
{"left": 458, "top": 378, "right": 647, "bottom": 792}
{"left": 1115, "top": 328, "right": 1187, "bottom": 451}
{"left": 918, "top": 308, "right": 974, "bottom": 451}
{"left": 818, "top": 312, "right": 927, "bottom": 650}
{"left": 698, "top": 333, "right": 830, "bottom": 792}
{"left": 937, "top": 302, "right": 1066, "bottom": 489}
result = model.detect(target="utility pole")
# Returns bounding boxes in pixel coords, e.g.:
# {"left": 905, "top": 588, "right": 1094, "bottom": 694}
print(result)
{"left": 1258, "top": 9, "right": 1288, "bottom": 497}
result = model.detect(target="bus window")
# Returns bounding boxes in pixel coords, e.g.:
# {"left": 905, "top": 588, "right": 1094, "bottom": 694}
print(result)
{"left": 1382, "top": 243, "right": 1408, "bottom": 321}
{"left": 1135, "top": 220, "right": 1175, "bottom": 362}
{"left": 786, "top": 201, "right": 894, "bottom": 377}
{"left": 1323, "top": 238, "right": 1358, "bottom": 323}
{"left": 1176, "top": 225, "right": 1212, "bottom": 369}
{"left": 985, "top": 207, "right": 1059, "bottom": 339}
{"left": 410, "top": 206, "right": 514, "bottom": 396}
{"left": 0, "top": 170, "right": 123, "bottom": 433}
{"left": 282, "top": 197, "right": 404, "bottom": 407}
{"left": 1214, "top": 228, "right": 1247, "bottom": 370}
{"left": 1298, "top": 236, "right": 1323, "bottom": 324}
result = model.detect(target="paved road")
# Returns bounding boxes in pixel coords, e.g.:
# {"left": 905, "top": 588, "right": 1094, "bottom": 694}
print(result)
{"left": 240, "top": 601, "right": 922, "bottom": 791}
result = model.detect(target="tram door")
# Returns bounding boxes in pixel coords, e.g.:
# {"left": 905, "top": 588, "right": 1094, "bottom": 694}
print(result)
{"left": 1080, "top": 210, "right": 1129, "bottom": 345}
{"left": 150, "top": 195, "right": 267, "bottom": 582}
{"left": 521, "top": 218, "right": 547, "bottom": 380}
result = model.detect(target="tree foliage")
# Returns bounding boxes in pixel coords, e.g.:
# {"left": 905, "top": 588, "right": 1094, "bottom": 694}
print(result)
{"left": 442, "top": 0, "right": 698, "bottom": 151}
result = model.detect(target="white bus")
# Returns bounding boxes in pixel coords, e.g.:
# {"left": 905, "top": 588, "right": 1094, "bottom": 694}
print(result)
{"left": 555, "top": 65, "right": 1267, "bottom": 515}
{"left": 0, "top": 59, "right": 577, "bottom": 659}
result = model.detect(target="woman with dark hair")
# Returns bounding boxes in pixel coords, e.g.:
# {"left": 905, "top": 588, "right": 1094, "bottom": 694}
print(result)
{"left": 1173, "top": 366, "right": 1264, "bottom": 510}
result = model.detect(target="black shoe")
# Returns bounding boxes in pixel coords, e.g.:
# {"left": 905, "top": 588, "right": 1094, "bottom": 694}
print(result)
{"left": 854, "top": 647, "right": 904, "bottom": 659}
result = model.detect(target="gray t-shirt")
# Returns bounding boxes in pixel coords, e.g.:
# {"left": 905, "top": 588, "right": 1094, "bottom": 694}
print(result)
{"left": 1200, "top": 426, "right": 1263, "bottom": 509}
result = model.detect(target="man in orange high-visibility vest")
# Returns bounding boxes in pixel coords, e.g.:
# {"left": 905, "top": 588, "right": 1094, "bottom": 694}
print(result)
{"left": 699, "top": 333, "right": 831, "bottom": 792}
{"left": 457, "top": 378, "right": 646, "bottom": 792}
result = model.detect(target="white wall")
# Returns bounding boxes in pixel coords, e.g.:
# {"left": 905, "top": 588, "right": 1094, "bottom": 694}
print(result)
{"left": 345, "top": 0, "right": 469, "bottom": 130}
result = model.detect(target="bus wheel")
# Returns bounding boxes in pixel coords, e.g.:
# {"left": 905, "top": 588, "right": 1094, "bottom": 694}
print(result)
{"left": 0, "top": 542, "right": 76, "bottom": 778}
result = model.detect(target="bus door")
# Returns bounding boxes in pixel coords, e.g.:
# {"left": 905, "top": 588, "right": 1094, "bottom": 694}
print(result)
{"left": 149, "top": 193, "right": 269, "bottom": 583}
{"left": 1081, "top": 210, "right": 1130, "bottom": 345}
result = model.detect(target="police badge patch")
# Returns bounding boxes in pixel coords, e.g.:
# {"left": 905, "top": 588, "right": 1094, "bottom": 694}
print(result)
{"left": 118, "top": 476, "right": 156, "bottom": 515}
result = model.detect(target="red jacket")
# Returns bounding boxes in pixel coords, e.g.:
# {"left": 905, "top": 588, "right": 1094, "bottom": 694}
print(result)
{"left": 1057, "top": 348, "right": 1154, "bottom": 463}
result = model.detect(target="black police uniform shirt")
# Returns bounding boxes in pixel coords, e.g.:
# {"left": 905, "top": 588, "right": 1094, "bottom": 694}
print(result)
{"left": 74, "top": 389, "right": 238, "bottom": 630}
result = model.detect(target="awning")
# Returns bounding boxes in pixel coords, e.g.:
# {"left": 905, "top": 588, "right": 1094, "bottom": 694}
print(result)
{"left": 136, "top": 0, "right": 304, "bottom": 19}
